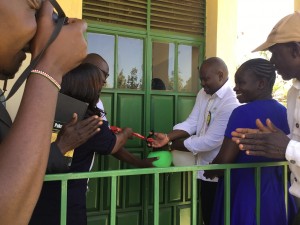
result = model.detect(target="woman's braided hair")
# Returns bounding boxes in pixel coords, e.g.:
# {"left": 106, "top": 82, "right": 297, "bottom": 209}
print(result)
{"left": 238, "top": 58, "right": 276, "bottom": 89}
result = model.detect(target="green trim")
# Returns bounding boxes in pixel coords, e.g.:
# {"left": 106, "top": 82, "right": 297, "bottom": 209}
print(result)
{"left": 46, "top": 162, "right": 290, "bottom": 225}
{"left": 154, "top": 173, "right": 159, "bottom": 225}
{"left": 60, "top": 180, "right": 68, "bottom": 225}
{"left": 255, "top": 167, "right": 261, "bottom": 225}
{"left": 192, "top": 171, "right": 197, "bottom": 225}
{"left": 110, "top": 176, "right": 117, "bottom": 225}
{"left": 46, "top": 162, "right": 288, "bottom": 182}
{"left": 87, "top": 23, "right": 204, "bottom": 43}
{"left": 224, "top": 168, "right": 231, "bottom": 225}
{"left": 284, "top": 165, "right": 288, "bottom": 217}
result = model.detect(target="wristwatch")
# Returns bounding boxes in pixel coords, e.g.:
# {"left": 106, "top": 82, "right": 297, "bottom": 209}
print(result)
{"left": 165, "top": 134, "right": 172, "bottom": 150}
{"left": 168, "top": 140, "right": 173, "bottom": 150}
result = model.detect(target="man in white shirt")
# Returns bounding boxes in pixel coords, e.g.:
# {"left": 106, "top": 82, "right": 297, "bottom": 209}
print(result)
{"left": 231, "top": 11, "right": 300, "bottom": 224}
{"left": 152, "top": 57, "right": 240, "bottom": 225}
{"left": 82, "top": 53, "right": 156, "bottom": 168}
{"left": 82, "top": 53, "right": 109, "bottom": 121}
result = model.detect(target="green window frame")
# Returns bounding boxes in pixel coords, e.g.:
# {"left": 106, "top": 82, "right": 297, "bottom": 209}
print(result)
{"left": 83, "top": 0, "right": 206, "bottom": 94}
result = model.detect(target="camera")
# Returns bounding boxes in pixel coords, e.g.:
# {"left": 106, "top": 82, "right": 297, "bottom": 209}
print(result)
{"left": 52, "top": 12, "right": 58, "bottom": 23}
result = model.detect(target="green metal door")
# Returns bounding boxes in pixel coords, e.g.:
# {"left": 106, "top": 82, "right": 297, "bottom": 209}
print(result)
{"left": 82, "top": 1, "right": 206, "bottom": 224}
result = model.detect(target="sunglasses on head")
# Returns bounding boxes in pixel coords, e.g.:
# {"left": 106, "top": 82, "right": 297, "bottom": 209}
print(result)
{"left": 98, "top": 67, "right": 109, "bottom": 80}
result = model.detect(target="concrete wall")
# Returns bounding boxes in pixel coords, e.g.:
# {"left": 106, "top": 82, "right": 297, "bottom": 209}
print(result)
{"left": 296, "top": 0, "right": 300, "bottom": 11}
{"left": 206, "top": 0, "right": 238, "bottom": 83}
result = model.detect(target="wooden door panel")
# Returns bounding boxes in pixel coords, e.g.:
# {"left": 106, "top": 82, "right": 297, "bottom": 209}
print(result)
{"left": 151, "top": 95, "right": 174, "bottom": 132}
{"left": 87, "top": 215, "right": 108, "bottom": 225}
{"left": 148, "top": 174, "right": 166, "bottom": 204}
{"left": 117, "top": 94, "right": 144, "bottom": 148}
{"left": 116, "top": 211, "right": 141, "bottom": 225}
{"left": 125, "top": 175, "right": 142, "bottom": 207}
{"left": 185, "top": 172, "right": 193, "bottom": 201}
{"left": 87, "top": 155, "right": 100, "bottom": 211}
{"left": 148, "top": 207, "right": 173, "bottom": 225}
{"left": 177, "top": 96, "right": 196, "bottom": 123}
{"left": 177, "top": 205, "right": 192, "bottom": 225}
{"left": 168, "top": 173, "right": 183, "bottom": 202}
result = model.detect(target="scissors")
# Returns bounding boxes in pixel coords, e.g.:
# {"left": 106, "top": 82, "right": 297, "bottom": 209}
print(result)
{"left": 110, "top": 126, "right": 155, "bottom": 147}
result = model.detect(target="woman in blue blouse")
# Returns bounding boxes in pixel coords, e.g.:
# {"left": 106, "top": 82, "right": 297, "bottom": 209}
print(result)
{"left": 204, "top": 58, "right": 297, "bottom": 225}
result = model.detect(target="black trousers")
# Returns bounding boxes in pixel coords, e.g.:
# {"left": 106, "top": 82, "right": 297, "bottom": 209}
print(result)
{"left": 199, "top": 179, "right": 218, "bottom": 225}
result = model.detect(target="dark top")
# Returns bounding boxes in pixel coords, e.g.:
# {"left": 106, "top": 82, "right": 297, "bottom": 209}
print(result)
{"left": 0, "top": 103, "right": 12, "bottom": 143}
{"left": 0, "top": 102, "right": 69, "bottom": 173}
{"left": 29, "top": 120, "right": 116, "bottom": 225}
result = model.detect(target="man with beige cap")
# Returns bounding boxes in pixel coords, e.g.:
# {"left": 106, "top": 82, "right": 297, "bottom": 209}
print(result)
{"left": 231, "top": 11, "right": 300, "bottom": 223}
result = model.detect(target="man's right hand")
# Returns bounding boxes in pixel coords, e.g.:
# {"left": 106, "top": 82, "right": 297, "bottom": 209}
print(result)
{"left": 151, "top": 132, "right": 169, "bottom": 148}
{"left": 55, "top": 113, "right": 102, "bottom": 154}
{"left": 121, "top": 127, "right": 134, "bottom": 139}
{"left": 232, "top": 118, "right": 289, "bottom": 159}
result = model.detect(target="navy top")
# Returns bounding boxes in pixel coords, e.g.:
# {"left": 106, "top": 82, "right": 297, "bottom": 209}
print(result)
{"left": 224, "top": 99, "right": 289, "bottom": 163}
{"left": 210, "top": 99, "right": 297, "bottom": 225}
{"left": 71, "top": 120, "right": 116, "bottom": 172}
{"left": 225, "top": 99, "right": 289, "bottom": 138}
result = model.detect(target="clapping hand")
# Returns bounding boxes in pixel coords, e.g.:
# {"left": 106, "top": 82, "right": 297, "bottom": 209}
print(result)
{"left": 231, "top": 119, "right": 289, "bottom": 159}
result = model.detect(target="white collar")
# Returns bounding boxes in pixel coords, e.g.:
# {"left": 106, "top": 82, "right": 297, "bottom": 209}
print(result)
{"left": 211, "top": 80, "right": 230, "bottom": 99}
{"left": 292, "top": 79, "right": 300, "bottom": 90}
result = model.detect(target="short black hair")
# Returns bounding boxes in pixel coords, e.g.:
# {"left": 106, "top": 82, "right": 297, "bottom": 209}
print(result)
{"left": 152, "top": 78, "right": 166, "bottom": 90}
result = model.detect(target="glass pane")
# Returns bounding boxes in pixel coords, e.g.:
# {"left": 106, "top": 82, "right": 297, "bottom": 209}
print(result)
{"left": 87, "top": 33, "right": 115, "bottom": 88}
{"left": 178, "top": 45, "right": 199, "bottom": 93}
{"left": 152, "top": 42, "right": 174, "bottom": 90}
{"left": 118, "top": 37, "right": 144, "bottom": 90}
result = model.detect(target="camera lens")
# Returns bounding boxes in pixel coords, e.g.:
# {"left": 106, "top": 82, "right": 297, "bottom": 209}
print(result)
{"left": 52, "top": 12, "right": 58, "bottom": 23}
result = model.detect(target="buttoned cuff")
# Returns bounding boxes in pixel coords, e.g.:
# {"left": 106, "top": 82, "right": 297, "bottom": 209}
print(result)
{"left": 183, "top": 138, "right": 197, "bottom": 155}
{"left": 286, "top": 140, "right": 300, "bottom": 166}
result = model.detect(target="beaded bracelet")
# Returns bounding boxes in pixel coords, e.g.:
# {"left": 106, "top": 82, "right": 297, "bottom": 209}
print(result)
{"left": 31, "top": 69, "right": 61, "bottom": 91}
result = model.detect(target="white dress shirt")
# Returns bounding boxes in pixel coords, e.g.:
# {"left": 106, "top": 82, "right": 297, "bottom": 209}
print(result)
{"left": 96, "top": 99, "right": 107, "bottom": 121}
{"left": 285, "top": 79, "right": 300, "bottom": 197}
{"left": 173, "top": 80, "right": 240, "bottom": 181}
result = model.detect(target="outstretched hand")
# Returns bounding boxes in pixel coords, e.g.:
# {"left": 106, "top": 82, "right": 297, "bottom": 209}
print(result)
{"left": 55, "top": 113, "right": 102, "bottom": 154}
{"left": 231, "top": 119, "right": 290, "bottom": 159}
{"left": 140, "top": 157, "right": 158, "bottom": 168}
{"left": 151, "top": 132, "right": 169, "bottom": 148}
{"left": 121, "top": 127, "right": 134, "bottom": 139}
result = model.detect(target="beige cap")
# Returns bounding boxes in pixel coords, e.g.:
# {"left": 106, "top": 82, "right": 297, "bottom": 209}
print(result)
{"left": 253, "top": 11, "right": 300, "bottom": 52}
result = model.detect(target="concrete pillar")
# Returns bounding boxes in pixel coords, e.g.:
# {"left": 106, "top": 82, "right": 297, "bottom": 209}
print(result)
{"left": 206, "top": 0, "right": 238, "bottom": 82}
{"left": 296, "top": 0, "right": 300, "bottom": 11}
{"left": 58, "top": 0, "right": 83, "bottom": 18}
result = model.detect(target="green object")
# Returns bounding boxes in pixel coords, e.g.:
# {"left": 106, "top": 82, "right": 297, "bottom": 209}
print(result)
{"left": 147, "top": 151, "right": 173, "bottom": 168}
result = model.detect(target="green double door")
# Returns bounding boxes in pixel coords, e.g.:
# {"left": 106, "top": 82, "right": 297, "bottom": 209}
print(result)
{"left": 64, "top": 0, "right": 207, "bottom": 222}
{"left": 85, "top": 31, "right": 203, "bottom": 225}
{"left": 86, "top": 93, "right": 197, "bottom": 225}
